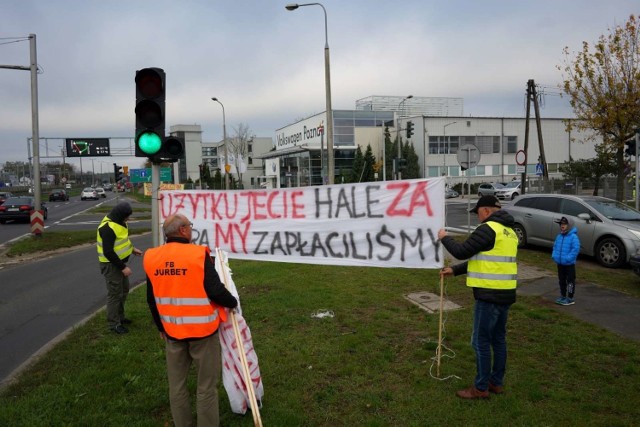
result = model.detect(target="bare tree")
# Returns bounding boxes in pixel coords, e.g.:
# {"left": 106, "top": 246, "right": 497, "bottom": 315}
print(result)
{"left": 229, "top": 123, "right": 254, "bottom": 186}
{"left": 559, "top": 15, "right": 640, "bottom": 201}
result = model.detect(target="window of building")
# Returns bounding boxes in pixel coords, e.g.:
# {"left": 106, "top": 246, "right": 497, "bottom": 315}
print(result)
{"left": 248, "top": 156, "right": 253, "bottom": 165}
{"left": 248, "top": 143, "right": 252, "bottom": 154}
{"left": 429, "top": 136, "right": 439, "bottom": 154}
{"left": 449, "top": 136, "right": 459, "bottom": 154}
{"left": 492, "top": 165, "right": 500, "bottom": 175}
{"left": 428, "top": 166, "right": 440, "bottom": 177}
{"left": 504, "top": 136, "right": 517, "bottom": 154}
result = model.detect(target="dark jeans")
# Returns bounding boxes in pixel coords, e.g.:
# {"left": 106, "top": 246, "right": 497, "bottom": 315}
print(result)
{"left": 471, "top": 300, "right": 511, "bottom": 391}
{"left": 557, "top": 264, "right": 576, "bottom": 298}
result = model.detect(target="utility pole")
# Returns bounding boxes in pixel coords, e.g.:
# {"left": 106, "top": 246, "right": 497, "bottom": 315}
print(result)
{"left": 523, "top": 79, "right": 549, "bottom": 194}
{"left": 0, "top": 34, "right": 42, "bottom": 234}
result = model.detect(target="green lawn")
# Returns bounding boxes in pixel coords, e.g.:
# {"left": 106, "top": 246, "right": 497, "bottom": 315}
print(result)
{"left": 1, "top": 250, "right": 639, "bottom": 426}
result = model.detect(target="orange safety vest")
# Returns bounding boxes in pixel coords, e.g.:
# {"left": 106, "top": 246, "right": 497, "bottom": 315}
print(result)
{"left": 144, "top": 243, "right": 228, "bottom": 340}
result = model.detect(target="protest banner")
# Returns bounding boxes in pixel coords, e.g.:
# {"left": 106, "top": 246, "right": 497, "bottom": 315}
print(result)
{"left": 158, "top": 177, "right": 445, "bottom": 269}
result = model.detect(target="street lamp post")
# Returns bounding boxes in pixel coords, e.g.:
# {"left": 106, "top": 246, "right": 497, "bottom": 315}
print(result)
{"left": 286, "top": 3, "right": 334, "bottom": 184}
{"left": 443, "top": 121, "right": 457, "bottom": 177}
{"left": 211, "top": 97, "right": 229, "bottom": 190}
{"left": 396, "top": 95, "right": 413, "bottom": 180}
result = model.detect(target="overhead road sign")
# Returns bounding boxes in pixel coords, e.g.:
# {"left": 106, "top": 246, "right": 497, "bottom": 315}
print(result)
{"left": 65, "top": 138, "right": 111, "bottom": 157}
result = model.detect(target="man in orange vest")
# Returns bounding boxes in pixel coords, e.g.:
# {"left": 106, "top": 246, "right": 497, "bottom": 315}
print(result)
{"left": 145, "top": 214, "right": 237, "bottom": 426}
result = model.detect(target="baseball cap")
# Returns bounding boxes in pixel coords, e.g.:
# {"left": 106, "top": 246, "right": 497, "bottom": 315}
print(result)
{"left": 554, "top": 216, "right": 569, "bottom": 225}
{"left": 469, "top": 195, "right": 502, "bottom": 213}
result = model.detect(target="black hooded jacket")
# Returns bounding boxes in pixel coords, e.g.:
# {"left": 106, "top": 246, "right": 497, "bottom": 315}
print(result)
{"left": 440, "top": 209, "right": 517, "bottom": 305}
{"left": 98, "top": 202, "right": 133, "bottom": 270}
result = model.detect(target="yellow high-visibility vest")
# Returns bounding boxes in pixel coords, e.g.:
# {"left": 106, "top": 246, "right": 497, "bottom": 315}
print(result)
{"left": 97, "top": 217, "right": 134, "bottom": 263}
{"left": 467, "top": 221, "right": 518, "bottom": 290}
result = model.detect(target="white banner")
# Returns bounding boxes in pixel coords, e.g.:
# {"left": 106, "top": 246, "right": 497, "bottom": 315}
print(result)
{"left": 159, "top": 177, "right": 446, "bottom": 269}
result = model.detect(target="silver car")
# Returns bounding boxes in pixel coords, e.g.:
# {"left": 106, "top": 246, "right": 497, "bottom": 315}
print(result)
{"left": 504, "top": 194, "right": 640, "bottom": 268}
{"left": 495, "top": 181, "right": 521, "bottom": 200}
{"left": 477, "top": 182, "right": 505, "bottom": 197}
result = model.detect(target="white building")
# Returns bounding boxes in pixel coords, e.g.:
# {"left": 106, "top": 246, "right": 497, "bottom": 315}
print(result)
{"left": 170, "top": 124, "right": 274, "bottom": 189}
{"left": 399, "top": 116, "right": 599, "bottom": 186}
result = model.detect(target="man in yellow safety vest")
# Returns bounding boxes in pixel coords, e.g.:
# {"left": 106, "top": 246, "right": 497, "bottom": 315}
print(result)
{"left": 438, "top": 195, "right": 518, "bottom": 399}
{"left": 97, "top": 202, "right": 143, "bottom": 334}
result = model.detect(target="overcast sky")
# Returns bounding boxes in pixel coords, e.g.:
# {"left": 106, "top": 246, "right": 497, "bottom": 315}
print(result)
{"left": 1, "top": 0, "right": 637, "bottom": 172}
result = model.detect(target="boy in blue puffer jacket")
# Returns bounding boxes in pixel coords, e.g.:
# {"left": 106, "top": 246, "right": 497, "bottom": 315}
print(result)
{"left": 551, "top": 216, "right": 580, "bottom": 306}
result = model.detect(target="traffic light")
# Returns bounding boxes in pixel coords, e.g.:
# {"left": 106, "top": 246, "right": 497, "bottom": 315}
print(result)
{"left": 406, "top": 121, "right": 414, "bottom": 139}
{"left": 394, "top": 158, "right": 408, "bottom": 171}
{"left": 135, "top": 67, "right": 165, "bottom": 160}
{"left": 625, "top": 139, "right": 636, "bottom": 157}
{"left": 160, "top": 135, "right": 185, "bottom": 162}
{"left": 114, "top": 163, "right": 124, "bottom": 182}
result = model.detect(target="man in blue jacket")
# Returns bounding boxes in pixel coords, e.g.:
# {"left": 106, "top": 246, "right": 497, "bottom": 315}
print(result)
{"left": 551, "top": 216, "right": 580, "bottom": 306}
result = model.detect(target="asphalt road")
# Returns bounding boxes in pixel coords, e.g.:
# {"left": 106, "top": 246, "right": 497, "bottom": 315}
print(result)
{"left": 0, "top": 233, "right": 152, "bottom": 386}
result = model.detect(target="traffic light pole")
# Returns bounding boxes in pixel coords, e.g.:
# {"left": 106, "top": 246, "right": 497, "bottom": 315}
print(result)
{"left": 151, "top": 163, "right": 161, "bottom": 247}
{"left": 636, "top": 130, "right": 639, "bottom": 211}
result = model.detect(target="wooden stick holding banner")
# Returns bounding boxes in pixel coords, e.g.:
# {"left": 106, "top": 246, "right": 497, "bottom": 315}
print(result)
{"left": 437, "top": 273, "right": 444, "bottom": 377}
{"left": 216, "top": 248, "right": 263, "bottom": 427}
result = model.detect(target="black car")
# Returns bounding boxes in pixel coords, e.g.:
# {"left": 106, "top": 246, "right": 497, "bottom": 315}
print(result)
{"left": 49, "top": 189, "right": 69, "bottom": 202}
{"left": 0, "top": 196, "right": 48, "bottom": 224}
{"left": 0, "top": 191, "right": 12, "bottom": 205}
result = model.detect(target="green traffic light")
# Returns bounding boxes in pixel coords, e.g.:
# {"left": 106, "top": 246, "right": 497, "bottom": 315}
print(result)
{"left": 137, "top": 131, "right": 162, "bottom": 155}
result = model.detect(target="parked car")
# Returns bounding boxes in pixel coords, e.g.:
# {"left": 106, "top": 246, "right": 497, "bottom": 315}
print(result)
{"left": 445, "top": 188, "right": 459, "bottom": 199}
{"left": 495, "top": 181, "right": 521, "bottom": 200}
{"left": 504, "top": 193, "right": 640, "bottom": 268}
{"left": 477, "top": 182, "right": 505, "bottom": 197}
{"left": 95, "top": 187, "right": 106, "bottom": 198}
{"left": 630, "top": 254, "right": 640, "bottom": 277}
{"left": 49, "top": 189, "right": 69, "bottom": 202}
{"left": 0, "top": 191, "right": 13, "bottom": 205}
{"left": 0, "top": 196, "right": 48, "bottom": 224}
{"left": 80, "top": 187, "right": 99, "bottom": 200}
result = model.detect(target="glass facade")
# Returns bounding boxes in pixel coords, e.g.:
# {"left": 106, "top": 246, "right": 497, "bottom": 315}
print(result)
{"left": 277, "top": 110, "right": 394, "bottom": 187}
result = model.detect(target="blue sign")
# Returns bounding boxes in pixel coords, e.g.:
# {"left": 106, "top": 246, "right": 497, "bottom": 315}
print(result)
{"left": 535, "top": 163, "right": 543, "bottom": 176}
{"left": 130, "top": 168, "right": 172, "bottom": 183}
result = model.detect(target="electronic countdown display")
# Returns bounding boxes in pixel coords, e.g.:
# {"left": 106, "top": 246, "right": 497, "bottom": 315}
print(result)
{"left": 65, "top": 138, "right": 111, "bottom": 157}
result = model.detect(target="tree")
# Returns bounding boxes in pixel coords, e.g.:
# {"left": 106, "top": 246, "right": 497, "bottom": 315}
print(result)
{"left": 559, "top": 144, "right": 618, "bottom": 195}
{"left": 559, "top": 15, "right": 640, "bottom": 201}
{"left": 362, "top": 144, "right": 377, "bottom": 182}
{"left": 350, "top": 146, "right": 365, "bottom": 183}
{"left": 402, "top": 143, "right": 421, "bottom": 179}
{"left": 350, "top": 144, "right": 377, "bottom": 183}
{"left": 229, "top": 123, "right": 254, "bottom": 187}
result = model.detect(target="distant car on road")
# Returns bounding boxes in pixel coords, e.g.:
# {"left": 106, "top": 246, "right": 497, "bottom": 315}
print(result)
{"left": 103, "top": 183, "right": 113, "bottom": 191}
{"left": 0, "top": 196, "right": 48, "bottom": 224}
{"left": 0, "top": 191, "right": 13, "bottom": 205}
{"left": 504, "top": 193, "right": 640, "bottom": 268}
{"left": 80, "top": 187, "right": 99, "bottom": 201}
{"left": 48, "top": 189, "right": 69, "bottom": 202}
{"left": 477, "top": 182, "right": 505, "bottom": 197}
{"left": 65, "top": 183, "right": 72, "bottom": 189}
{"left": 445, "top": 188, "right": 459, "bottom": 199}
{"left": 95, "top": 187, "right": 106, "bottom": 198}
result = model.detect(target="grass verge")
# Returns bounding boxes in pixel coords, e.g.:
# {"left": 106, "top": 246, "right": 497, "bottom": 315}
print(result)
{"left": 0, "top": 249, "right": 639, "bottom": 425}
{"left": 4, "top": 229, "right": 150, "bottom": 257}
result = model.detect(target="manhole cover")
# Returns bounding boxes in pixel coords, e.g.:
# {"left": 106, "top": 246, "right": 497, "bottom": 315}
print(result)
{"left": 404, "top": 291, "right": 462, "bottom": 314}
